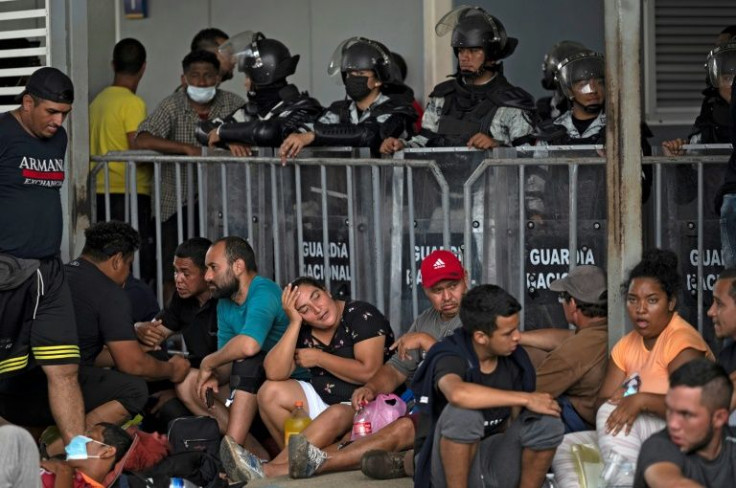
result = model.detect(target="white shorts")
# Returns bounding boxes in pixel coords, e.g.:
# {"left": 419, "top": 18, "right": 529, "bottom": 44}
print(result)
{"left": 296, "top": 380, "right": 330, "bottom": 419}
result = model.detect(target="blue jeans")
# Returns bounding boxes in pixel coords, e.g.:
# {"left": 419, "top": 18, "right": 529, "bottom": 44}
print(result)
{"left": 721, "top": 194, "right": 736, "bottom": 269}
{"left": 558, "top": 395, "right": 592, "bottom": 433}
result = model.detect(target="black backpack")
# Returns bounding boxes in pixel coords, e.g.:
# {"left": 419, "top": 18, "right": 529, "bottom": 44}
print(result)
{"left": 167, "top": 416, "right": 221, "bottom": 459}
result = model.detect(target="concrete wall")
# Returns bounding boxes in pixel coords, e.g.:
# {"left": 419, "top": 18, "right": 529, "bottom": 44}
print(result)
{"left": 109, "top": 0, "right": 424, "bottom": 112}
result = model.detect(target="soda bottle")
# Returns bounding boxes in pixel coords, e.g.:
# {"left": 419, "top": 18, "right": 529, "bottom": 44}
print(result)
{"left": 284, "top": 401, "right": 311, "bottom": 446}
{"left": 351, "top": 404, "right": 373, "bottom": 439}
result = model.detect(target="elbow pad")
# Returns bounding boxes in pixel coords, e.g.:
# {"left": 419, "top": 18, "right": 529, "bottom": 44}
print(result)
{"left": 217, "top": 120, "right": 283, "bottom": 146}
{"left": 312, "top": 123, "right": 377, "bottom": 147}
{"left": 195, "top": 119, "right": 222, "bottom": 147}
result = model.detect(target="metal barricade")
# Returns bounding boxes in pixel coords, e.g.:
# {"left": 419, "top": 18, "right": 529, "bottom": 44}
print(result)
{"left": 90, "top": 145, "right": 730, "bottom": 346}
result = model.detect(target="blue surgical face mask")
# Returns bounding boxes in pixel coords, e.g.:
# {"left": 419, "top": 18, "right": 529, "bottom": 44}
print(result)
{"left": 186, "top": 84, "right": 217, "bottom": 104}
{"left": 65, "top": 435, "right": 108, "bottom": 460}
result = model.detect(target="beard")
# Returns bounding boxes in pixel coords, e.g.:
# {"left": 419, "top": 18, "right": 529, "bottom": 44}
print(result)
{"left": 682, "top": 423, "right": 715, "bottom": 454}
{"left": 210, "top": 268, "right": 240, "bottom": 299}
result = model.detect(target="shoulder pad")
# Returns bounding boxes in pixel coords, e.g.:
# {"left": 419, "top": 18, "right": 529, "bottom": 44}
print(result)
{"left": 278, "top": 94, "right": 323, "bottom": 115}
{"left": 489, "top": 86, "right": 536, "bottom": 112}
{"left": 533, "top": 122, "right": 568, "bottom": 143}
{"left": 371, "top": 95, "right": 418, "bottom": 118}
{"left": 428, "top": 79, "right": 458, "bottom": 98}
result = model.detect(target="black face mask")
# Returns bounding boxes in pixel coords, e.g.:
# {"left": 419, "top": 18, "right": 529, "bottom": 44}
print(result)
{"left": 344, "top": 75, "right": 372, "bottom": 101}
{"left": 250, "top": 83, "right": 285, "bottom": 116}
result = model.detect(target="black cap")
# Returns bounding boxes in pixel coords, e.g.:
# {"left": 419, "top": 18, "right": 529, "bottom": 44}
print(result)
{"left": 17, "top": 67, "right": 74, "bottom": 104}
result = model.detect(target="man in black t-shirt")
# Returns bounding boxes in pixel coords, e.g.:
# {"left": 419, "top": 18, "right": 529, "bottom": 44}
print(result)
{"left": 132, "top": 237, "right": 216, "bottom": 430}
{"left": 634, "top": 359, "right": 736, "bottom": 488}
{"left": 0, "top": 67, "right": 85, "bottom": 445}
{"left": 66, "top": 222, "right": 191, "bottom": 380}
{"left": 411, "top": 284, "right": 564, "bottom": 488}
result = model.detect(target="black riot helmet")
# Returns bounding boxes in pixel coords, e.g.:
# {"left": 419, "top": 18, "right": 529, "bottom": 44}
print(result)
{"left": 436, "top": 6, "right": 518, "bottom": 63}
{"left": 218, "top": 31, "right": 299, "bottom": 87}
{"left": 541, "top": 40, "right": 588, "bottom": 91}
{"left": 327, "top": 37, "right": 398, "bottom": 84}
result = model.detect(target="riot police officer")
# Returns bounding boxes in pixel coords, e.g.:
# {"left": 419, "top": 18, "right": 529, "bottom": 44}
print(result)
{"left": 279, "top": 36, "right": 417, "bottom": 160}
{"left": 198, "top": 31, "right": 323, "bottom": 155}
{"left": 542, "top": 51, "right": 607, "bottom": 144}
{"left": 381, "top": 6, "right": 536, "bottom": 153}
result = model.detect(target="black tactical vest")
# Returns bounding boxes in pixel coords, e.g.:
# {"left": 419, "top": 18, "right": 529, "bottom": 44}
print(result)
{"left": 430, "top": 74, "right": 535, "bottom": 138}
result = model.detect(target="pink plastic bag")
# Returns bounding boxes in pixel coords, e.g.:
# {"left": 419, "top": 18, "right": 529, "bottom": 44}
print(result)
{"left": 351, "top": 393, "right": 407, "bottom": 440}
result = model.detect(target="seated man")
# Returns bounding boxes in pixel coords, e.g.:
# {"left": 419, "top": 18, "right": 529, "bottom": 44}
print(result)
{"left": 174, "top": 237, "right": 290, "bottom": 456}
{"left": 634, "top": 359, "right": 735, "bottom": 488}
{"left": 66, "top": 221, "right": 191, "bottom": 388}
{"left": 134, "top": 237, "right": 217, "bottom": 428}
{"left": 707, "top": 268, "right": 736, "bottom": 413}
{"left": 279, "top": 36, "right": 416, "bottom": 160}
{"left": 41, "top": 422, "right": 133, "bottom": 488}
{"left": 520, "top": 265, "right": 609, "bottom": 432}
{"left": 412, "top": 284, "right": 564, "bottom": 487}
{"left": 276, "top": 249, "right": 468, "bottom": 480}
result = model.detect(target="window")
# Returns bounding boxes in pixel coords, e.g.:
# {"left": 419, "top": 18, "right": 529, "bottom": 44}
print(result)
{"left": 643, "top": 0, "right": 736, "bottom": 125}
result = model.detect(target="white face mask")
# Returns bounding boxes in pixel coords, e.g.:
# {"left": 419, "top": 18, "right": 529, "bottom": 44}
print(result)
{"left": 65, "top": 435, "right": 109, "bottom": 460}
{"left": 186, "top": 85, "right": 216, "bottom": 104}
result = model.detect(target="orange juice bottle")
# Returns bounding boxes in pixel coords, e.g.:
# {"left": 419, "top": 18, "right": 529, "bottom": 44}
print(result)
{"left": 284, "top": 401, "right": 311, "bottom": 446}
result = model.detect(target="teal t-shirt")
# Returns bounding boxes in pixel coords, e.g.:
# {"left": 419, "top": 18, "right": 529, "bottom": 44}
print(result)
{"left": 216, "top": 275, "right": 289, "bottom": 351}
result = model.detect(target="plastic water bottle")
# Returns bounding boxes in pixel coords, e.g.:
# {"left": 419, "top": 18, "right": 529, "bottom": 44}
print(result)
{"left": 352, "top": 404, "right": 373, "bottom": 439}
{"left": 284, "top": 401, "right": 311, "bottom": 446}
{"left": 169, "top": 477, "right": 198, "bottom": 487}
{"left": 543, "top": 473, "right": 558, "bottom": 488}
{"left": 599, "top": 452, "right": 634, "bottom": 487}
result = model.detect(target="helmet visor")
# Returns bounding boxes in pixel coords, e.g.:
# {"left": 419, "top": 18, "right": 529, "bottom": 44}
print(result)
{"left": 327, "top": 37, "right": 392, "bottom": 78}
{"left": 327, "top": 37, "right": 355, "bottom": 77}
{"left": 707, "top": 43, "right": 736, "bottom": 88}
{"left": 218, "top": 31, "right": 264, "bottom": 72}
{"left": 436, "top": 5, "right": 475, "bottom": 36}
{"left": 558, "top": 54, "right": 605, "bottom": 98}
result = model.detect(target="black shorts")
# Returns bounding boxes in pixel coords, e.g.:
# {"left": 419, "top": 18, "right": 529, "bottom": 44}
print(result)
{"left": 0, "top": 256, "right": 79, "bottom": 379}
{"left": 0, "top": 365, "right": 148, "bottom": 426}
{"left": 229, "top": 351, "right": 267, "bottom": 394}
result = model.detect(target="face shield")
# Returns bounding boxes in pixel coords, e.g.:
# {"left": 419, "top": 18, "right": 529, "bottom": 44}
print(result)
{"left": 217, "top": 30, "right": 264, "bottom": 74}
{"left": 557, "top": 52, "right": 605, "bottom": 99}
{"left": 707, "top": 42, "right": 736, "bottom": 89}
{"left": 435, "top": 5, "right": 500, "bottom": 41}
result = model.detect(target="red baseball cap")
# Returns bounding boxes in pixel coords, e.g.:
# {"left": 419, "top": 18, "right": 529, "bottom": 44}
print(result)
{"left": 420, "top": 250, "right": 464, "bottom": 289}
